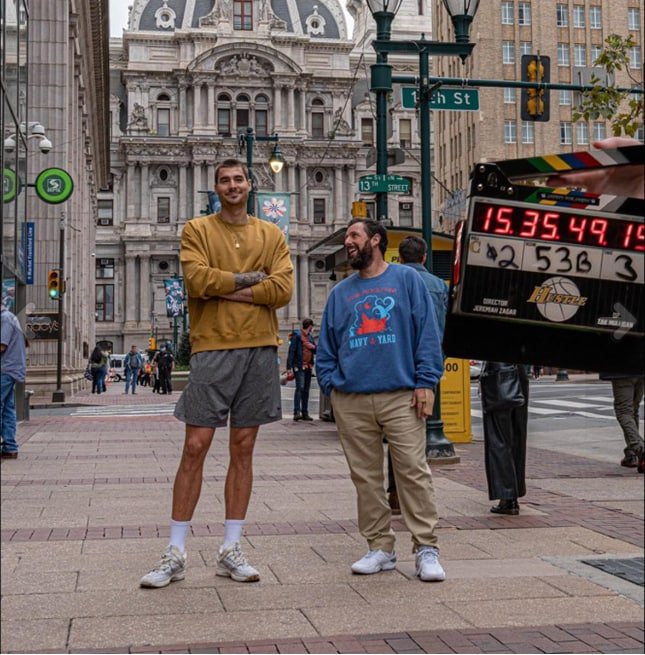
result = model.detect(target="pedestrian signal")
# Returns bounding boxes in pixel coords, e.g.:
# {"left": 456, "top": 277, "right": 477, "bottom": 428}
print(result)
{"left": 352, "top": 201, "right": 368, "bottom": 218}
{"left": 520, "top": 55, "right": 550, "bottom": 122}
{"left": 148, "top": 337, "right": 157, "bottom": 350}
{"left": 47, "top": 269, "right": 61, "bottom": 299}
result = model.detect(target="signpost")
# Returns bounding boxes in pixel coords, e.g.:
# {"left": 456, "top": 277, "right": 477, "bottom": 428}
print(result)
{"left": 358, "top": 174, "right": 411, "bottom": 194}
{"left": 34, "top": 167, "right": 74, "bottom": 204}
{"left": 401, "top": 87, "right": 480, "bottom": 111}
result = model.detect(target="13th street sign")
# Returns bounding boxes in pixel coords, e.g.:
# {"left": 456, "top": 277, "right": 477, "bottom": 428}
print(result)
{"left": 358, "top": 174, "right": 411, "bottom": 194}
{"left": 401, "top": 87, "right": 480, "bottom": 111}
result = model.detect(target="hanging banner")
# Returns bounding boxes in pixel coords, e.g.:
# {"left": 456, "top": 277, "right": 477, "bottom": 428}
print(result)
{"left": 164, "top": 277, "right": 185, "bottom": 317}
{"left": 257, "top": 192, "right": 290, "bottom": 243}
{"left": 1, "top": 279, "right": 16, "bottom": 312}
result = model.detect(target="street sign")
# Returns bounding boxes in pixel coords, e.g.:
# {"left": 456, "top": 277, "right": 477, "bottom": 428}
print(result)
{"left": 401, "top": 87, "right": 480, "bottom": 111}
{"left": 34, "top": 167, "right": 74, "bottom": 204}
{"left": 358, "top": 174, "right": 411, "bottom": 194}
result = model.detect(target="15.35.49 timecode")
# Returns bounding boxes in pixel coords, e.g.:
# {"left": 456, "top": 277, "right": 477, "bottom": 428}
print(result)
{"left": 471, "top": 201, "right": 644, "bottom": 252}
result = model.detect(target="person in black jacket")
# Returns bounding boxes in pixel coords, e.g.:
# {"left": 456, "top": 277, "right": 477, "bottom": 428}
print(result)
{"left": 287, "top": 318, "right": 316, "bottom": 421}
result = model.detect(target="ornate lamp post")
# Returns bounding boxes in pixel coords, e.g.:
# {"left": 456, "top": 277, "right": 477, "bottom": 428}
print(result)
{"left": 366, "top": 0, "right": 480, "bottom": 461}
{"left": 238, "top": 127, "right": 284, "bottom": 214}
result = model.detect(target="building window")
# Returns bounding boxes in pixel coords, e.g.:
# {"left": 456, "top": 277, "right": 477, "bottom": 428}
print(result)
{"left": 361, "top": 118, "right": 374, "bottom": 145}
{"left": 572, "top": 5, "right": 585, "bottom": 28}
{"left": 217, "top": 93, "right": 231, "bottom": 136}
{"left": 593, "top": 122, "right": 606, "bottom": 141}
{"left": 574, "top": 44, "right": 586, "bottom": 67}
{"left": 589, "top": 6, "right": 602, "bottom": 29}
{"left": 557, "top": 43, "right": 570, "bottom": 66}
{"left": 590, "top": 45, "right": 602, "bottom": 64}
{"left": 518, "top": 2, "right": 531, "bottom": 25}
{"left": 234, "top": 0, "right": 252, "bottom": 30}
{"left": 236, "top": 93, "right": 250, "bottom": 132}
{"left": 313, "top": 198, "right": 326, "bottom": 224}
{"left": 311, "top": 99, "right": 325, "bottom": 138}
{"left": 576, "top": 122, "right": 589, "bottom": 145}
{"left": 504, "top": 119, "right": 517, "bottom": 144}
{"left": 559, "top": 89, "right": 572, "bottom": 105}
{"left": 255, "top": 93, "right": 268, "bottom": 136}
{"left": 96, "top": 258, "right": 115, "bottom": 279}
{"left": 157, "top": 197, "right": 171, "bottom": 223}
{"left": 399, "top": 202, "right": 413, "bottom": 227}
{"left": 96, "top": 285, "right": 114, "bottom": 322}
{"left": 399, "top": 119, "right": 412, "bottom": 147}
{"left": 635, "top": 126, "right": 644, "bottom": 142}
{"left": 520, "top": 41, "right": 532, "bottom": 56}
{"left": 628, "top": 7, "right": 640, "bottom": 30}
{"left": 629, "top": 47, "right": 641, "bottom": 69}
{"left": 157, "top": 108, "right": 170, "bottom": 136}
{"left": 501, "top": 2, "right": 513, "bottom": 24}
{"left": 522, "top": 121, "right": 535, "bottom": 144}
{"left": 502, "top": 41, "right": 515, "bottom": 64}
{"left": 556, "top": 4, "right": 568, "bottom": 27}
{"left": 560, "top": 121, "right": 572, "bottom": 145}
{"left": 504, "top": 87, "right": 516, "bottom": 103}
{"left": 97, "top": 199, "right": 113, "bottom": 226}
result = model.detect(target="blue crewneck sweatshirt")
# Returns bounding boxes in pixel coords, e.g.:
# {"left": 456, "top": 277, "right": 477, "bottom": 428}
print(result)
{"left": 315, "top": 264, "right": 443, "bottom": 396}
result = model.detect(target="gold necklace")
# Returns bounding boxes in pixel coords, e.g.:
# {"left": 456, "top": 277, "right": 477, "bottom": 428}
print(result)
{"left": 218, "top": 215, "right": 247, "bottom": 249}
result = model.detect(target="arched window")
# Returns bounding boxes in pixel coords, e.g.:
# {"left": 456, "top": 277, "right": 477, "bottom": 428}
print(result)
{"left": 217, "top": 93, "right": 231, "bottom": 136}
{"left": 311, "top": 98, "right": 325, "bottom": 138}
{"left": 156, "top": 92, "right": 171, "bottom": 136}
{"left": 255, "top": 93, "right": 269, "bottom": 135}
{"left": 236, "top": 93, "right": 250, "bottom": 132}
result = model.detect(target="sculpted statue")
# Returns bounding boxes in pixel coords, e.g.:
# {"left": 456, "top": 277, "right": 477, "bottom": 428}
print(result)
{"left": 128, "top": 103, "right": 148, "bottom": 127}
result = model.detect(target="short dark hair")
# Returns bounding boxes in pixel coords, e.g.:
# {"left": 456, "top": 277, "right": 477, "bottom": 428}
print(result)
{"left": 302, "top": 318, "right": 313, "bottom": 329}
{"left": 398, "top": 236, "right": 427, "bottom": 264}
{"left": 215, "top": 159, "right": 249, "bottom": 184}
{"left": 347, "top": 219, "right": 388, "bottom": 255}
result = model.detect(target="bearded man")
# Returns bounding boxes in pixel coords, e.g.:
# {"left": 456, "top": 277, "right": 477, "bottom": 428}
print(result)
{"left": 315, "top": 219, "right": 446, "bottom": 582}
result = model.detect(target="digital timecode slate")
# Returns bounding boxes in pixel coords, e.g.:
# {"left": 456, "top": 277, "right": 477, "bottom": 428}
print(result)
{"left": 443, "top": 145, "right": 644, "bottom": 375}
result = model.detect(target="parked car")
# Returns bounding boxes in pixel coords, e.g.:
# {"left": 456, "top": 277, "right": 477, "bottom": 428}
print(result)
{"left": 470, "top": 360, "right": 483, "bottom": 380}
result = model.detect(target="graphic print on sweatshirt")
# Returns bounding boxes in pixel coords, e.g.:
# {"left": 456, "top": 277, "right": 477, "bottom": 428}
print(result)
{"left": 348, "top": 292, "right": 397, "bottom": 349}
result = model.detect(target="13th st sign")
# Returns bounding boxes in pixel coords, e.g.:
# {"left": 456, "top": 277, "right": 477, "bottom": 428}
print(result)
{"left": 401, "top": 87, "right": 480, "bottom": 111}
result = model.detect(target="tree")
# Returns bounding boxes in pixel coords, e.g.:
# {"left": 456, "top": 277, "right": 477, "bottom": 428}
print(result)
{"left": 574, "top": 34, "right": 643, "bottom": 137}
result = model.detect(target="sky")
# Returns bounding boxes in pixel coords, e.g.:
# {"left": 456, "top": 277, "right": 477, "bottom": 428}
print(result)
{"left": 109, "top": 1, "right": 354, "bottom": 38}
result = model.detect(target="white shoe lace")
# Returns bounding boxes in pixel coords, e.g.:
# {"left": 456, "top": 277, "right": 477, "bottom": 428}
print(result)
{"left": 224, "top": 544, "right": 249, "bottom": 568}
{"left": 417, "top": 547, "right": 439, "bottom": 565}
{"left": 153, "top": 549, "right": 182, "bottom": 574}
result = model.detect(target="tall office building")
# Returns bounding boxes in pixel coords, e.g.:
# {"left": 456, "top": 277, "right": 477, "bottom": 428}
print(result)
{"left": 431, "top": 0, "right": 643, "bottom": 233}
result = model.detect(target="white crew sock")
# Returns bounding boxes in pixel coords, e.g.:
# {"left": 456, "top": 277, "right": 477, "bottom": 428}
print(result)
{"left": 168, "top": 519, "right": 190, "bottom": 553}
{"left": 222, "top": 519, "right": 245, "bottom": 549}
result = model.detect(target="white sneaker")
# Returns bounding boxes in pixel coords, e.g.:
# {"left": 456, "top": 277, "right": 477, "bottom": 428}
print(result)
{"left": 140, "top": 546, "right": 187, "bottom": 588}
{"left": 216, "top": 542, "right": 260, "bottom": 582}
{"left": 351, "top": 549, "right": 396, "bottom": 574}
{"left": 415, "top": 546, "right": 445, "bottom": 582}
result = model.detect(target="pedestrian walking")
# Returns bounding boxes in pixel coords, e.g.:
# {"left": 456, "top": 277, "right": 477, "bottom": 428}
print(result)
{"left": 386, "top": 236, "right": 448, "bottom": 515}
{"left": 1, "top": 304, "right": 27, "bottom": 459}
{"left": 286, "top": 318, "right": 316, "bottom": 421}
{"left": 315, "top": 219, "right": 446, "bottom": 582}
{"left": 140, "top": 158, "right": 293, "bottom": 588}
{"left": 88, "top": 346, "right": 108, "bottom": 394}
{"left": 123, "top": 344, "right": 143, "bottom": 394}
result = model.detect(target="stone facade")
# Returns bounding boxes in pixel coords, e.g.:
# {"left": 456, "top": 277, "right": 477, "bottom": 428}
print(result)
{"left": 96, "top": 0, "right": 432, "bottom": 352}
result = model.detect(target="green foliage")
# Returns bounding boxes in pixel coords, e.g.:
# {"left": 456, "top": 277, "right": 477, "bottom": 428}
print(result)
{"left": 176, "top": 330, "right": 192, "bottom": 366}
{"left": 573, "top": 34, "right": 643, "bottom": 137}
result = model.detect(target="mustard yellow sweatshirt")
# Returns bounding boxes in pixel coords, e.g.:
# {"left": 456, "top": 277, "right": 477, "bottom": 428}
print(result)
{"left": 180, "top": 213, "right": 294, "bottom": 353}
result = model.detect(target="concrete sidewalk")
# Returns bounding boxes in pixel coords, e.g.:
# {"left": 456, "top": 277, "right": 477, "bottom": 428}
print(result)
{"left": 1, "top": 382, "right": 643, "bottom": 654}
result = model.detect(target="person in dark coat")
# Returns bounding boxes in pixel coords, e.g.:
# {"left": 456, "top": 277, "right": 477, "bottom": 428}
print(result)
{"left": 287, "top": 318, "right": 316, "bottom": 421}
{"left": 481, "top": 362, "right": 529, "bottom": 515}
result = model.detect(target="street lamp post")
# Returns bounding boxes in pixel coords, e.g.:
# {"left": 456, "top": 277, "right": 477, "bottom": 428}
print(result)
{"left": 367, "top": 0, "right": 480, "bottom": 461}
{"left": 238, "top": 127, "right": 285, "bottom": 214}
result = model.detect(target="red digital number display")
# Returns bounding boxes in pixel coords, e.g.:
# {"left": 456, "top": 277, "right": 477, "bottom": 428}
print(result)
{"left": 472, "top": 202, "right": 645, "bottom": 252}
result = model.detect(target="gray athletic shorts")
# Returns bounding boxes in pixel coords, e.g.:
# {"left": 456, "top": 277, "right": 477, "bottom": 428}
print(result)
{"left": 174, "top": 347, "right": 282, "bottom": 428}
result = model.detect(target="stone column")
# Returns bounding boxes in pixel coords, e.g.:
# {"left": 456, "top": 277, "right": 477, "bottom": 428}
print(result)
{"left": 334, "top": 165, "right": 343, "bottom": 227}
{"left": 299, "top": 254, "right": 310, "bottom": 318}
{"left": 273, "top": 84, "right": 282, "bottom": 131}
{"left": 178, "top": 164, "right": 187, "bottom": 222}
{"left": 193, "top": 162, "right": 203, "bottom": 218}
{"left": 193, "top": 83, "right": 202, "bottom": 130}
{"left": 298, "top": 165, "right": 307, "bottom": 221}
{"left": 126, "top": 163, "right": 137, "bottom": 220}
{"left": 298, "top": 87, "right": 307, "bottom": 134}
{"left": 287, "top": 165, "right": 297, "bottom": 222}
{"left": 140, "top": 163, "right": 150, "bottom": 222}
{"left": 125, "top": 254, "right": 137, "bottom": 322}
{"left": 207, "top": 82, "right": 215, "bottom": 131}
{"left": 139, "top": 255, "right": 151, "bottom": 323}
{"left": 287, "top": 253, "right": 299, "bottom": 322}
{"left": 179, "top": 84, "right": 187, "bottom": 132}
{"left": 346, "top": 167, "right": 356, "bottom": 218}
{"left": 287, "top": 87, "right": 295, "bottom": 132}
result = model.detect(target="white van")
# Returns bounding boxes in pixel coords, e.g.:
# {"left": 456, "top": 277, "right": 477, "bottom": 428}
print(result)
{"left": 109, "top": 354, "right": 127, "bottom": 382}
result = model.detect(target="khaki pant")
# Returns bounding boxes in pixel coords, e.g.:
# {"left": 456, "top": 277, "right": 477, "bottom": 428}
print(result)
{"left": 331, "top": 389, "right": 439, "bottom": 553}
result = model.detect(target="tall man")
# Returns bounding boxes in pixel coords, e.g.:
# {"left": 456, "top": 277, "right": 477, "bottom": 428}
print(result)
{"left": 387, "top": 236, "right": 448, "bottom": 513}
{"left": 1, "top": 305, "right": 27, "bottom": 459}
{"left": 141, "top": 159, "right": 293, "bottom": 587}
{"left": 316, "top": 220, "right": 446, "bottom": 582}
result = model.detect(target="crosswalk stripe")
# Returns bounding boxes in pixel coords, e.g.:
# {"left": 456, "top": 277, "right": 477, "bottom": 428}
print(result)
{"left": 580, "top": 396, "right": 615, "bottom": 403}
{"left": 532, "top": 399, "right": 605, "bottom": 409}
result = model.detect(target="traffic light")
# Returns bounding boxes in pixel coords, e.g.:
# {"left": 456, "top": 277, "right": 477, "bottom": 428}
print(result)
{"left": 351, "top": 201, "right": 368, "bottom": 218}
{"left": 521, "top": 54, "right": 550, "bottom": 122}
{"left": 47, "top": 269, "right": 61, "bottom": 300}
{"left": 148, "top": 336, "right": 157, "bottom": 351}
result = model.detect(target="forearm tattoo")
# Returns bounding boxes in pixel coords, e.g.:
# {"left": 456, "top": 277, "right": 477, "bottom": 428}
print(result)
{"left": 234, "top": 271, "right": 267, "bottom": 290}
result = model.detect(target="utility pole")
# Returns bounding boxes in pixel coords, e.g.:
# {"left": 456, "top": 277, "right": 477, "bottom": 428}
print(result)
{"left": 52, "top": 216, "right": 65, "bottom": 402}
